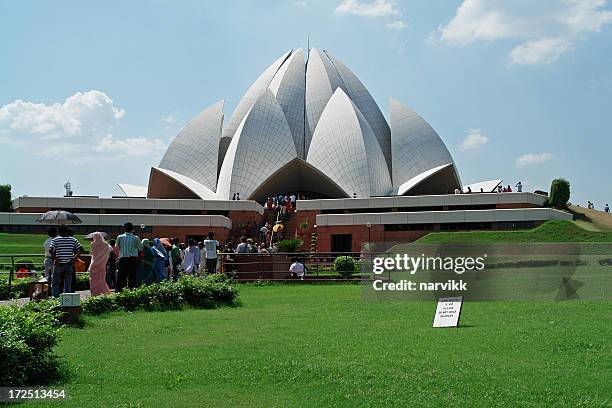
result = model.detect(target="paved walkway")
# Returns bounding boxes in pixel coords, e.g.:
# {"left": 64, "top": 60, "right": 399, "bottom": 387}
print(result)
{"left": 0, "top": 290, "right": 92, "bottom": 307}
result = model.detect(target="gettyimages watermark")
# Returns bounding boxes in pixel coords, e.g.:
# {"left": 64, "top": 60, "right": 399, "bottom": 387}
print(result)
{"left": 360, "top": 242, "right": 612, "bottom": 301}
{"left": 371, "top": 253, "right": 487, "bottom": 292}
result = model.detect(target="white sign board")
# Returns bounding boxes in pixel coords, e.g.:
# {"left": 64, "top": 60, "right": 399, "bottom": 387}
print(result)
{"left": 432, "top": 296, "right": 463, "bottom": 328}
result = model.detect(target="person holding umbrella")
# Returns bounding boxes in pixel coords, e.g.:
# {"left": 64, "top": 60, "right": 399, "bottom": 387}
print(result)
{"left": 49, "top": 225, "right": 83, "bottom": 297}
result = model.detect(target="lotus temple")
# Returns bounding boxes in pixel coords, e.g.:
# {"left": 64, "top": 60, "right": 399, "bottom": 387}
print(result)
{"left": 3, "top": 48, "right": 571, "bottom": 251}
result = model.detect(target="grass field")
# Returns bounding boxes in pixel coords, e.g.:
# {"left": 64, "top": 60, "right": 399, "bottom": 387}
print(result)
{"left": 21, "top": 285, "right": 612, "bottom": 407}
{"left": 415, "top": 220, "right": 612, "bottom": 244}
{"left": 0, "top": 232, "right": 90, "bottom": 255}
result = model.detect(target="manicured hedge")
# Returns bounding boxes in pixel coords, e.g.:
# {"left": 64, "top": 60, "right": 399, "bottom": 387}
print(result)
{"left": 81, "top": 275, "right": 238, "bottom": 315}
{"left": 0, "top": 299, "right": 63, "bottom": 386}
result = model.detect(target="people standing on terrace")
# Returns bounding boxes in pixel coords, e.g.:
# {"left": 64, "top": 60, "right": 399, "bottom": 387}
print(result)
{"left": 515, "top": 181, "right": 523, "bottom": 192}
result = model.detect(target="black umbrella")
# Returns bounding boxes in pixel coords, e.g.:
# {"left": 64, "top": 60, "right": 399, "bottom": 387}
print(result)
{"left": 36, "top": 210, "right": 83, "bottom": 225}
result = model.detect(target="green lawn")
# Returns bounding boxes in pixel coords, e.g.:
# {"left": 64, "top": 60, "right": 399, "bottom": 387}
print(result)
{"left": 0, "top": 232, "right": 90, "bottom": 256}
{"left": 416, "top": 220, "right": 612, "bottom": 244}
{"left": 23, "top": 285, "right": 612, "bottom": 407}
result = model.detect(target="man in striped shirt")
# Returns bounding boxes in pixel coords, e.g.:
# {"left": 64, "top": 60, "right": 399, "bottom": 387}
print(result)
{"left": 49, "top": 225, "right": 83, "bottom": 297}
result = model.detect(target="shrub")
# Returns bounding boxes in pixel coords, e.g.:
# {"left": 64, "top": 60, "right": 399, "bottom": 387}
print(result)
{"left": 334, "top": 256, "right": 357, "bottom": 279}
{"left": 15, "top": 258, "right": 35, "bottom": 270}
{"left": 0, "top": 277, "right": 32, "bottom": 300}
{"left": 81, "top": 276, "right": 238, "bottom": 316}
{"left": 81, "top": 293, "right": 118, "bottom": 315}
{"left": 0, "top": 300, "right": 62, "bottom": 386}
{"left": 549, "top": 178, "right": 570, "bottom": 209}
{"left": 276, "top": 239, "right": 303, "bottom": 253}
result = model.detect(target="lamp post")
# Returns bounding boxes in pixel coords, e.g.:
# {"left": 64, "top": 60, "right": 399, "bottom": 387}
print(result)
{"left": 140, "top": 224, "right": 146, "bottom": 240}
{"left": 366, "top": 222, "right": 372, "bottom": 252}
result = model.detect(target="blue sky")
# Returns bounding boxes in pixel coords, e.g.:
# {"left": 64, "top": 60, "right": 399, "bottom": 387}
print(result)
{"left": 1, "top": 0, "right": 611, "bottom": 207}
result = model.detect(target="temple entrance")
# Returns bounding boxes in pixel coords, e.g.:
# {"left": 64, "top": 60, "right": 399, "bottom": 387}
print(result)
{"left": 248, "top": 159, "right": 349, "bottom": 203}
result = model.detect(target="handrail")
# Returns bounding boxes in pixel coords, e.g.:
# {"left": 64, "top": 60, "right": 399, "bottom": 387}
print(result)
{"left": 0, "top": 253, "right": 90, "bottom": 299}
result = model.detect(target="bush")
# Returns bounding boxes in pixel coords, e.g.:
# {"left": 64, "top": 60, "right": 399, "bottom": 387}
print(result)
{"left": 0, "top": 277, "right": 32, "bottom": 300}
{"left": 276, "top": 239, "right": 303, "bottom": 253}
{"left": 334, "top": 256, "right": 357, "bottom": 279}
{"left": 0, "top": 273, "right": 90, "bottom": 301}
{"left": 81, "top": 275, "right": 238, "bottom": 316}
{"left": 15, "top": 258, "right": 35, "bottom": 270}
{"left": 549, "top": 178, "right": 570, "bottom": 209}
{"left": 0, "top": 299, "right": 62, "bottom": 386}
{"left": 79, "top": 293, "right": 117, "bottom": 315}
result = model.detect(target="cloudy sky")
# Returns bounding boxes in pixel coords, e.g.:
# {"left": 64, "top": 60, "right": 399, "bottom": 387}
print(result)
{"left": 1, "top": 0, "right": 611, "bottom": 207}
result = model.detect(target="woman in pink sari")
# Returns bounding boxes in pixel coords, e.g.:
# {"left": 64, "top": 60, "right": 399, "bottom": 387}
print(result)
{"left": 88, "top": 232, "right": 111, "bottom": 296}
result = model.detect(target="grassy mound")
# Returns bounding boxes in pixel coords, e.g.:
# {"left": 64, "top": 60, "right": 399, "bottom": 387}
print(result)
{"left": 415, "top": 220, "right": 612, "bottom": 244}
{"left": 0, "top": 232, "right": 90, "bottom": 256}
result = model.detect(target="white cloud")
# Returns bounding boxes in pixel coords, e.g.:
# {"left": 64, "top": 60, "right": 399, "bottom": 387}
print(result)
{"left": 296, "top": 0, "right": 307, "bottom": 6}
{"left": 94, "top": 135, "right": 166, "bottom": 159}
{"left": 386, "top": 20, "right": 407, "bottom": 30}
{"left": 0, "top": 90, "right": 124, "bottom": 140}
{"left": 460, "top": 129, "right": 489, "bottom": 152}
{"left": 161, "top": 114, "right": 176, "bottom": 124}
{"left": 334, "top": 0, "right": 399, "bottom": 18}
{"left": 515, "top": 152, "right": 554, "bottom": 167}
{"left": 509, "top": 37, "right": 573, "bottom": 65}
{"left": 0, "top": 90, "right": 165, "bottom": 162}
{"left": 434, "top": 0, "right": 612, "bottom": 65}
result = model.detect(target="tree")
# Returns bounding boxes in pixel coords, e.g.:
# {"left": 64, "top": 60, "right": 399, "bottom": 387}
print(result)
{"left": 0, "top": 184, "right": 12, "bottom": 212}
{"left": 549, "top": 179, "right": 570, "bottom": 209}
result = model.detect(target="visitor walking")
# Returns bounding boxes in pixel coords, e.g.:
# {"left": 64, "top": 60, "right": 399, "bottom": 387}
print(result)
{"left": 49, "top": 225, "right": 83, "bottom": 297}
{"left": 88, "top": 232, "right": 111, "bottom": 296}
{"left": 170, "top": 238, "right": 182, "bottom": 280}
{"left": 106, "top": 239, "right": 118, "bottom": 288}
{"left": 139, "top": 239, "right": 155, "bottom": 284}
{"left": 605, "top": 204, "right": 610, "bottom": 213}
{"left": 183, "top": 239, "right": 200, "bottom": 275}
{"left": 43, "top": 227, "right": 57, "bottom": 279}
{"left": 115, "top": 222, "right": 143, "bottom": 291}
{"left": 151, "top": 238, "right": 168, "bottom": 281}
{"left": 203, "top": 231, "right": 219, "bottom": 274}
{"left": 197, "top": 241, "right": 206, "bottom": 275}
{"left": 259, "top": 223, "right": 268, "bottom": 243}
